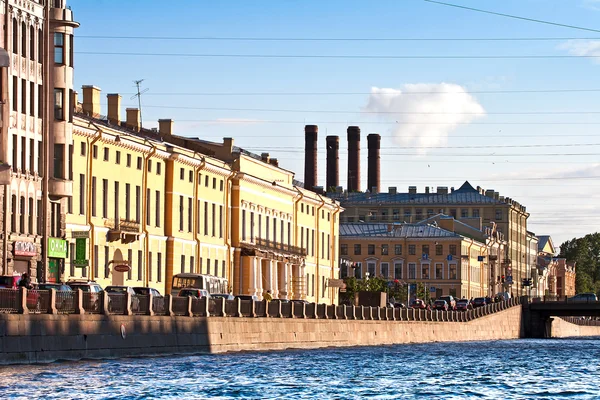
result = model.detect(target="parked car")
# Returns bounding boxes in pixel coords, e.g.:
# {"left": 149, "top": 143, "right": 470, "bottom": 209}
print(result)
{"left": 66, "top": 279, "right": 103, "bottom": 293}
{"left": 211, "top": 293, "right": 235, "bottom": 301}
{"left": 393, "top": 302, "right": 406, "bottom": 309}
{"left": 473, "top": 297, "right": 488, "bottom": 308}
{"left": 104, "top": 286, "right": 140, "bottom": 312}
{"left": 291, "top": 299, "right": 310, "bottom": 305}
{"left": 0, "top": 275, "right": 42, "bottom": 310}
{"left": 410, "top": 299, "right": 427, "bottom": 309}
{"left": 495, "top": 292, "right": 512, "bottom": 302}
{"left": 235, "top": 294, "right": 259, "bottom": 302}
{"left": 0, "top": 275, "right": 21, "bottom": 289}
{"left": 38, "top": 283, "right": 72, "bottom": 292}
{"left": 433, "top": 300, "right": 449, "bottom": 311}
{"left": 569, "top": 293, "right": 598, "bottom": 303}
{"left": 133, "top": 287, "right": 164, "bottom": 313}
{"left": 178, "top": 288, "right": 210, "bottom": 299}
{"left": 38, "top": 283, "right": 73, "bottom": 310}
{"left": 438, "top": 295, "right": 456, "bottom": 310}
{"left": 455, "top": 299, "right": 472, "bottom": 311}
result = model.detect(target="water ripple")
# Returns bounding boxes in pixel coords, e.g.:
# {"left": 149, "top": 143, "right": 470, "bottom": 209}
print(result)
{"left": 0, "top": 339, "right": 598, "bottom": 399}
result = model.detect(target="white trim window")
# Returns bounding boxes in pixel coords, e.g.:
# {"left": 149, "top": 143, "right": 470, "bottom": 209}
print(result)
{"left": 435, "top": 263, "right": 444, "bottom": 280}
{"left": 380, "top": 262, "right": 389, "bottom": 278}
{"left": 408, "top": 263, "right": 417, "bottom": 279}
{"left": 394, "top": 262, "right": 403, "bottom": 279}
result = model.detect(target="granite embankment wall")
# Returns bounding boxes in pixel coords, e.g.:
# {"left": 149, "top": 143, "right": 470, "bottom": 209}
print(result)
{"left": 0, "top": 306, "right": 523, "bottom": 365}
{"left": 550, "top": 317, "right": 600, "bottom": 338}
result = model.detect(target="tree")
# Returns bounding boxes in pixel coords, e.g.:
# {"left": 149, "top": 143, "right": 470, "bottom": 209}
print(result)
{"left": 558, "top": 233, "right": 600, "bottom": 295}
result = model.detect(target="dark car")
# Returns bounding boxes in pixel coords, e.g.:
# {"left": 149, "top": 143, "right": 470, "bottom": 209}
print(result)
{"left": 133, "top": 287, "right": 164, "bottom": 313}
{"left": 38, "top": 283, "right": 72, "bottom": 292}
{"left": 410, "top": 299, "right": 427, "bottom": 309}
{"left": 569, "top": 293, "right": 598, "bottom": 303}
{"left": 455, "top": 299, "right": 472, "bottom": 311}
{"left": 433, "top": 300, "right": 448, "bottom": 311}
{"left": 235, "top": 295, "right": 259, "bottom": 302}
{"left": 178, "top": 288, "right": 210, "bottom": 298}
{"left": 473, "top": 297, "right": 487, "bottom": 308}
{"left": 211, "top": 293, "right": 235, "bottom": 301}
{"left": 438, "top": 295, "right": 456, "bottom": 310}
{"left": 133, "top": 287, "right": 162, "bottom": 297}
{"left": 291, "top": 300, "right": 310, "bottom": 305}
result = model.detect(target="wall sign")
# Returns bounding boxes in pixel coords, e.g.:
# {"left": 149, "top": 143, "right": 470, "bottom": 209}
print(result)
{"left": 14, "top": 241, "right": 36, "bottom": 257}
{"left": 48, "top": 238, "right": 68, "bottom": 258}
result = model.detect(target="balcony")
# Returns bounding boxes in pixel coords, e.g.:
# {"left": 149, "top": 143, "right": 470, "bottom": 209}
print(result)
{"left": 489, "top": 255, "right": 498, "bottom": 261}
{"left": 241, "top": 238, "right": 307, "bottom": 258}
{"left": 48, "top": 178, "right": 73, "bottom": 199}
{"left": 105, "top": 218, "right": 141, "bottom": 243}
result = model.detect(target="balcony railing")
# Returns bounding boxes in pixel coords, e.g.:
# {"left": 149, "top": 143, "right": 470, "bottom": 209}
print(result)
{"left": 105, "top": 218, "right": 140, "bottom": 233}
{"left": 247, "top": 238, "right": 307, "bottom": 256}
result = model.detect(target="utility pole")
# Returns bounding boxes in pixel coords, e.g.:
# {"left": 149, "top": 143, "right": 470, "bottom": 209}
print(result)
{"left": 131, "top": 79, "right": 148, "bottom": 128}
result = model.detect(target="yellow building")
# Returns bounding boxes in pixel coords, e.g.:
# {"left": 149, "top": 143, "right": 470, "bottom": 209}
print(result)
{"left": 61, "top": 86, "right": 341, "bottom": 303}
{"left": 340, "top": 220, "right": 501, "bottom": 300}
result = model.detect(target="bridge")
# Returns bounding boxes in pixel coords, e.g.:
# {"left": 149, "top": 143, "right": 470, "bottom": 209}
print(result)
{"left": 522, "top": 298, "right": 600, "bottom": 338}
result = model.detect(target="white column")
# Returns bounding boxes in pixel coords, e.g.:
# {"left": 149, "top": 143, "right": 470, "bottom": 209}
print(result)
{"left": 255, "top": 257, "right": 262, "bottom": 297}
{"left": 271, "top": 260, "right": 279, "bottom": 299}
{"left": 281, "top": 262, "right": 289, "bottom": 300}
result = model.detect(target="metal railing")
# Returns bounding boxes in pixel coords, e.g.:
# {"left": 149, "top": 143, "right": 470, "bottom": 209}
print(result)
{"left": 0, "top": 289, "right": 19, "bottom": 313}
{"left": 108, "top": 294, "right": 127, "bottom": 315}
{"left": 171, "top": 296, "right": 188, "bottom": 316}
{"left": 251, "top": 238, "right": 307, "bottom": 256}
{"left": 82, "top": 292, "right": 103, "bottom": 314}
{"left": 56, "top": 291, "right": 76, "bottom": 314}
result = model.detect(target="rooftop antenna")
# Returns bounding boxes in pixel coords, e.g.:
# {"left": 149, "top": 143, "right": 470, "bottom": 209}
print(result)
{"left": 131, "top": 79, "right": 149, "bottom": 128}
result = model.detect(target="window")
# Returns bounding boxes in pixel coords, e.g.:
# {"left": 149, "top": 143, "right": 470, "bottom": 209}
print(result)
{"left": 116, "top": 151, "right": 121, "bottom": 165}
{"left": 54, "top": 88, "right": 64, "bottom": 120}
{"left": 80, "top": 142, "right": 86, "bottom": 156}
{"left": 422, "top": 264, "right": 430, "bottom": 279}
{"left": 21, "top": 78, "right": 26, "bottom": 115}
{"left": 155, "top": 191, "right": 161, "bottom": 227}
{"left": 409, "top": 245, "right": 416, "bottom": 255}
{"left": 214, "top": 259, "right": 218, "bottom": 276}
{"left": 495, "top": 209, "right": 502, "bottom": 221}
{"left": 10, "top": 195, "right": 16, "bottom": 233}
{"left": 449, "top": 264, "right": 457, "bottom": 280}
{"left": 124, "top": 183, "right": 130, "bottom": 220}
{"left": 427, "top": 209, "right": 434, "bottom": 217}
{"left": 242, "top": 210, "right": 246, "bottom": 241}
{"left": 136, "top": 157, "right": 142, "bottom": 170}
{"left": 21, "top": 22, "right": 26, "bottom": 58}
{"left": 341, "top": 244, "right": 348, "bottom": 256}
{"left": 206, "top": 258, "right": 210, "bottom": 275}
{"left": 461, "top": 209, "right": 468, "bottom": 218}
{"left": 29, "top": 82, "right": 34, "bottom": 116}
{"left": 265, "top": 216, "right": 270, "bottom": 241}
{"left": 148, "top": 252, "right": 153, "bottom": 282}
{"left": 21, "top": 137, "right": 26, "bottom": 172}
{"left": 393, "top": 209, "right": 399, "bottom": 220}
{"left": 321, "top": 232, "right": 325, "bottom": 259}
{"left": 102, "top": 179, "right": 108, "bottom": 218}
{"left": 12, "top": 18, "right": 17, "bottom": 54}
{"left": 408, "top": 263, "right": 416, "bottom": 279}
{"left": 219, "top": 180, "right": 224, "bottom": 191}
{"left": 449, "top": 245, "right": 457, "bottom": 256}
{"left": 146, "top": 188, "right": 151, "bottom": 225}
{"left": 435, "top": 263, "right": 443, "bottom": 279}
{"left": 38, "top": 29, "right": 43, "bottom": 61}
{"left": 219, "top": 206, "right": 223, "bottom": 238}
{"left": 340, "top": 262, "right": 348, "bottom": 279}
{"left": 135, "top": 186, "right": 141, "bottom": 223}
{"left": 222, "top": 260, "right": 225, "bottom": 277}
{"left": 380, "top": 262, "right": 389, "bottom": 278}
{"left": 69, "top": 34, "right": 73, "bottom": 67}
{"left": 103, "top": 147, "right": 109, "bottom": 161}
{"left": 204, "top": 202, "right": 208, "bottom": 235}
{"left": 395, "top": 244, "right": 402, "bottom": 255}
{"left": 191, "top": 257, "right": 196, "bottom": 274}
{"left": 354, "top": 244, "right": 361, "bottom": 255}
{"left": 188, "top": 198, "right": 192, "bottom": 232}
{"left": 179, "top": 196, "right": 184, "bottom": 231}
{"left": 12, "top": 135, "right": 17, "bottom": 173}
{"left": 156, "top": 163, "right": 161, "bottom": 175}
{"left": 104, "top": 246, "right": 109, "bottom": 278}
{"left": 367, "top": 262, "right": 376, "bottom": 277}
{"left": 251, "top": 212, "right": 255, "bottom": 242}
{"left": 179, "top": 168, "right": 184, "bottom": 180}
{"left": 79, "top": 174, "right": 85, "bottom": 215}
{"left": 138, "top": 250, "right": 143, "bottom": 281}
{"left": 128, "top": 249, "right": 132, "bottom": 280}
{"left": 354, "top": 263, "right": 362, "bottom": 279}
{"left": 126, "top": 154, "right": 131, "bottom": 167}
{"left": 27, "top": 198, "right": 33, "bottom": 234}
{"left": 211, "top": 204, "right": 216, "bottom": 237}
{"left": 92, "top": 146, "right": 98, "bottom": 159}
{"left": 54, "top": 32, "right": 64, "bottom": 64}
{"left": 12, "top": 76, "right": 17, "bottom": 112}
{"left": 91, "top": 177, "right": 97, "bottom": 216}
{"left": 204, "top": 175, "right": 209, "bottom": 187}
{"left": 53, "top": 144, "right": 64, "bottom": 179}
{"left": 394, "top": 263, "right": 402, "bottom": 279}
{"left": 157, "top": 253, "right": 162, "bottom": 282}
{"left": 70, "top": 243, "right": 75, "bottom": 276}
{"left": 450, "top": 209, "right": 457, "bottom": 218}
{"left": 188, "top": 170, "right": 193, "bottom": 183}
{"left": 422, "top": 245, "right": 429, "bottom": 256}
{"left": 212, "top": 177, "right": 216, "bottom": 189}
{"left": 38, "top": 84, "right": 43, "bottom": 117}
{"left": 311, "top": 230, "right": 315, "bottom": 256}
{"left": 380, "top": 244, "right": 389, "bottom": 256}
{"left": 94, "top": 246, "right": 99, "bottom": 278}
{"left": 416, "top": 208, "right": 423, "bottom": 220}
{"left": 472, "top": 209, "right": 480, "bottom": 218}
{"left": 368, "top": 244, "right": 375, "bottom": 255}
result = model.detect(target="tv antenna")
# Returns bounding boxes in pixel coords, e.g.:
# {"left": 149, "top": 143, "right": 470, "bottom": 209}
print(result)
{"left": 131, "top": 79, "right": 149, "bottom": 128}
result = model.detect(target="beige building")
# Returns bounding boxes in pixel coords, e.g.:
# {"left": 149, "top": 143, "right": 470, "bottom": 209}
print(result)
{"left": 332, "top": 181, "right": 529, "bottom": 296}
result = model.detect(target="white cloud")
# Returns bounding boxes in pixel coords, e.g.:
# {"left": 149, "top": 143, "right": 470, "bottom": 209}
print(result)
{"left": 363, "top": 83, "right": 485, "bottom": 151}
{"left": 582, "top": 0, "right": 600, "bottom": 11}
{"left": 558, "top": 40, "right": 600, "bottom": 64}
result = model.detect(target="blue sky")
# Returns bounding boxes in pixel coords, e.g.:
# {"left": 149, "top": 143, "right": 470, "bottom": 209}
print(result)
{"left": 69, "top": 0, "right": 600, "bottom": 246}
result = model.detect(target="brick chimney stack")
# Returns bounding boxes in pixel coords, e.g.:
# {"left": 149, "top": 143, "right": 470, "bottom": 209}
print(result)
{"left": 326, "top": 135, "right": 339, "bottom": 191}
{"left": 304, "top": 125, "right": 318, "bottom": 191}
{"left": 367, "top": 133, "right": 381, "bottom": 193}
{"left": 347, "top": 126, "right": 361, "bottom": 192}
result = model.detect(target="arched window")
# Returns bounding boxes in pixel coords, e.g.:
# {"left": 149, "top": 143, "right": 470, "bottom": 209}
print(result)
{"left": 30, "top": 26, "right": 35, "bottom": 61}
{"left": 21, "top": 22, "right": 26, "bottom": 58}
{"left": 28, "top": 197, "right": 34, "bottom": 234}
{"left": 38, "top": 28, "right": 43, "bottom": 61}
{"left": 12, "top": 18, "right": 17, "bottom": 54}
{"left": 19, "top": 196, "right": 25, "bottom": 234}
{"left": 10, "top": 195, "right": 16, "bottom": 233}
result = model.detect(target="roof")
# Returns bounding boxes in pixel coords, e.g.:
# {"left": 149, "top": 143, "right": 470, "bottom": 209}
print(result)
{"left": 329, "top": 181, "right": 508, "bottom": 205}
{"left": 537, "top": 235, "right": 554, "bottom": 254}
{"left": 340, "top": 223, "right": 462, "bottom": 239}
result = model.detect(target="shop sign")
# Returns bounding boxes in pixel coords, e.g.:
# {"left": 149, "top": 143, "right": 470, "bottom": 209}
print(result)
{"left": 72, "top": 231, "right": 89, "bottom": 239}
{"left": 74, "top": 238, "right": 88, "bottom": 267}
{"left": 14, "top": 241, "right": 36, "bottom": 257}
{"left": 48, "top": 238, "right": 68, "bottom": 258}
{"left": 327, "top": 279, "right": 346, "bottom": 289}
{"left": 113, "top": 263, "right": 131, "bottom": 273}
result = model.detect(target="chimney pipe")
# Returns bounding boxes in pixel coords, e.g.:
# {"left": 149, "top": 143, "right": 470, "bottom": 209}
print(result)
{"left": 304, "top": 125, "right": 318, "bottom": 191}
{"left": 326, "top": 135, "right": 339, "bottom": 191}
{"left": 158, "top": 119, "right": 173, "bottom": 135}
{"left": 367, "top": 133, "right": 381, "bottom": 193}
{"left": 107, "top": 94, "right": 121, "bottom": 126}
{"left": 126, "top": 108, "right": 141, "bottom": 132}
{"left": 347, "top": 126, "right": 361, "bottom": 192}
{"left": 82, "top": 85, "right": 101, "bottom": 117}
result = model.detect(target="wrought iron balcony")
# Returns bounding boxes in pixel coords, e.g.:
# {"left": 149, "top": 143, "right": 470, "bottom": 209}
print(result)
{"left": 246, "top": 238, "right": 307, "bottom": 257}
{"left": 106, "top": 218, "right": 141, "bottom": 243}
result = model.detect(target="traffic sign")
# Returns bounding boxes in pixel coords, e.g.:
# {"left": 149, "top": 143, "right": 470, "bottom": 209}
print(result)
{"left": 430, "top": 286, "right": 436, "bottom": 293}
{"left": 447, "top": 255, "right": 453, "bottom": 261}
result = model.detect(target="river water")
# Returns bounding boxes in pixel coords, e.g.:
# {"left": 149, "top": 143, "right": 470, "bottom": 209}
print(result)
{"left": 1, "top": 339, "right": 599, "bottom": 399}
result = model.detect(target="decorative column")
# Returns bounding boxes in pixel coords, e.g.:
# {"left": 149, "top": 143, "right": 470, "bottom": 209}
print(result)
{"left": 300, "top": 262, "right": 307, "bottom": 300}
{"left": 271, "top": 260, "right": 279, "bottom": 298}
{"left": 255, "top": 257, "right": 263, "bottom": 298}
{"left": 280, "top": 262, "right": 289, "bottom": 300}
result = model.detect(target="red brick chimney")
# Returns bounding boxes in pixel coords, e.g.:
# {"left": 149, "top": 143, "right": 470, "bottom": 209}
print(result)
{"left": 347, "top": 126, "right": 361, "bottom": 192}
{"left": 367, "top": 133, "right": 381, "bottom": 193}
{"left": 326, "top": 135, "right": 339, "bottom": 191}
{"left": 304, "top": 125, "right": 318, "bottom": 190}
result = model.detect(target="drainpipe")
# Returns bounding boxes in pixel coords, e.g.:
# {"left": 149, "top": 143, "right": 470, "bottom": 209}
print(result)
{"left": 142, "top": 141, "right": 157, "bottom": 287}
{"left": 86, "top": 124, "right": 102, "bottom": 279}
{"left": 224, "top": 170, "right": 236, "bottom": 291}
{"left": 292, "top": 187, "right": 304, "bottom": 299}
{"left": 330, "top": 202, "right": 341, "bottom": 304}
{"left": 315, "top": 194, "right": 326, "bottom": 304}
{"left": 193, "top": 157, "right": 206, "bottom": 274}
{"left": 2, "top": 0, "right": 8, "bottom": 275}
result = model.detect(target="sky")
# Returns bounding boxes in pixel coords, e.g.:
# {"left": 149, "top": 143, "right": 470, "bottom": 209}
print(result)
{"left": 68, "top": 0, "right": 600, "bottom": 247}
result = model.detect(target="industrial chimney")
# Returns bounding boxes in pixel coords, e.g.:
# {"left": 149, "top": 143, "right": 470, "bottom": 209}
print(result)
{"left": 347, "top": 126, "right": 361, "bottom": 192}
{"left": 367, "top": 133, "right": 381, "bottom": 193}
{"left": 304, "top": 125, "right": 318, "bottom": 190}
{"left": 326, "top": 135, "right": 339, "bottom": 191}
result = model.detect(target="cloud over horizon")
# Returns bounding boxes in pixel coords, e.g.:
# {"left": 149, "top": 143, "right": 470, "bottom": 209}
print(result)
{"left": 558, "top": 40, "right": 600, "bottom": 64}
{"left": 363, "top": 83, "right": 485, "bottom": 151}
